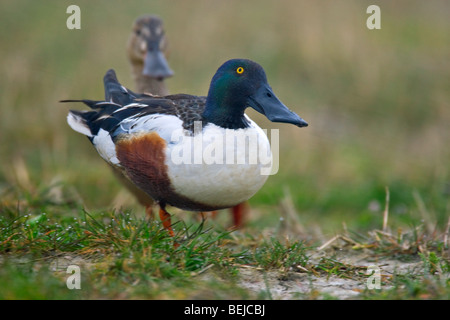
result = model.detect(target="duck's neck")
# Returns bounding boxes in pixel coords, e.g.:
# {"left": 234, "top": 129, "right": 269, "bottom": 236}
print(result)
{"left": 204, "top": 94, "right": 250, "bottom": 130}
{"left": 131, "top": 63, "right": 169, "bottom": 96}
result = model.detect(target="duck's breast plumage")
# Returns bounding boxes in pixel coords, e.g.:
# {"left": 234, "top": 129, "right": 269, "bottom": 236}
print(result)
{"left": 164, "top": 117, "right": 272, "bottom": 209}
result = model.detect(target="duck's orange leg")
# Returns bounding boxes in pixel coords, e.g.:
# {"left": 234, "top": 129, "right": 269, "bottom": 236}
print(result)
{"left": 158, "top": 205, "right": 180, "bottom": 247}
{"left": 159, "top": 206, "right": 175, "bottom": 237}
{"left": 231, "top": 202, "right": 249, "bottom": 229}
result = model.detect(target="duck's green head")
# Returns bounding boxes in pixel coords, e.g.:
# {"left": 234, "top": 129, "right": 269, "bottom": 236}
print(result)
{"left": 204, "top": 59, "right": 308, "bottom": 129}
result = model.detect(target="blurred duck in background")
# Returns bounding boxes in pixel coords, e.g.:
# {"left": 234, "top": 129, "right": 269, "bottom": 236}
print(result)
{"left": 127, "top": 15, "right": 173, "bottom": 95}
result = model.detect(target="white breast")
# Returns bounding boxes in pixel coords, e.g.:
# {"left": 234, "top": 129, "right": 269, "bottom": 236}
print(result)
{"left": 165, "top": 119, "right": 272, "bottom": 208}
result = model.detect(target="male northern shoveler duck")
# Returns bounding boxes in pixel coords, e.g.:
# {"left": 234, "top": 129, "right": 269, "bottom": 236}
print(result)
{"left": 64, "top": 59, "right": 308, "bottom": 240}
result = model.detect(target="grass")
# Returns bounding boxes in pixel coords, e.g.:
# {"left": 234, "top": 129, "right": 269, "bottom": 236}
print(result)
{"left": 1, "top": 183, "right": 449, "bottom": 299}
{"left": 0, "top": 195, "right": 304, "bottom": 299}
{"left": 1, "top": 0, "right": 449, "bottom": 300}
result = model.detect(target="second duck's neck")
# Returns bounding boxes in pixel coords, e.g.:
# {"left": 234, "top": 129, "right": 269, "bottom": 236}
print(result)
{"left": 132, "top": 63, "right": 169, "bottom": 96}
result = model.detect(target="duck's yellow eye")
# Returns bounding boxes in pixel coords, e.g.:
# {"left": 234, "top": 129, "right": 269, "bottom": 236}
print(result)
{"left": 236, "top": 67, "right": 244, "bottom": 74}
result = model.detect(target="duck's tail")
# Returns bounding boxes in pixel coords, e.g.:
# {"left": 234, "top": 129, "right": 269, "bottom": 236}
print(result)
{"left": 63, "top": 69, "right": 145, "bottom": 140}
{"left": 66, "top": 109, "right": 95, "bottom": 138}
{"left": 103, "top": 69, "right": 138, "bottom": 105}
{"left": 63, "top": 98, "right": 120, "bottom": 139}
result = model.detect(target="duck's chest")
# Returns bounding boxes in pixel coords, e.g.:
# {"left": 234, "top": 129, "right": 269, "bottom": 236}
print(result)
{"left": 164, "top": 122, "right": 272, "bottom": 208}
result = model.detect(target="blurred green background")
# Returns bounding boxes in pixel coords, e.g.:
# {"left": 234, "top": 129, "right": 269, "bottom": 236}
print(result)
{"left": 0, "top": 0, "right": 449, "bottom": 235}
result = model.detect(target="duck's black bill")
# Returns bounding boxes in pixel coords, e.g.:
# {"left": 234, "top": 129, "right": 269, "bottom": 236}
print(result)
{"left": 143, "top": 50, "right": 174, "bottom": 79}
{"left": 248, "top": 84, "right": 308, "bottom": 128}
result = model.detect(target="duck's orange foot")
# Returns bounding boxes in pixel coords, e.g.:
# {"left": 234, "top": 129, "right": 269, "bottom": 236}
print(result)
{"left": 158, "top": 204, "right": 179, "bottom": 247}
{"left": 159, "top": 206, "right": 175, "bottom": 237}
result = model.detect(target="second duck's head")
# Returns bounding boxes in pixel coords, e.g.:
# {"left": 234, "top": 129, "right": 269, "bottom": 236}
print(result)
{"left": 127, "top": 15, "right": 174, "bottom": 80}
{"left": 204, "top": 59, "right": 308, "bottom": 129}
